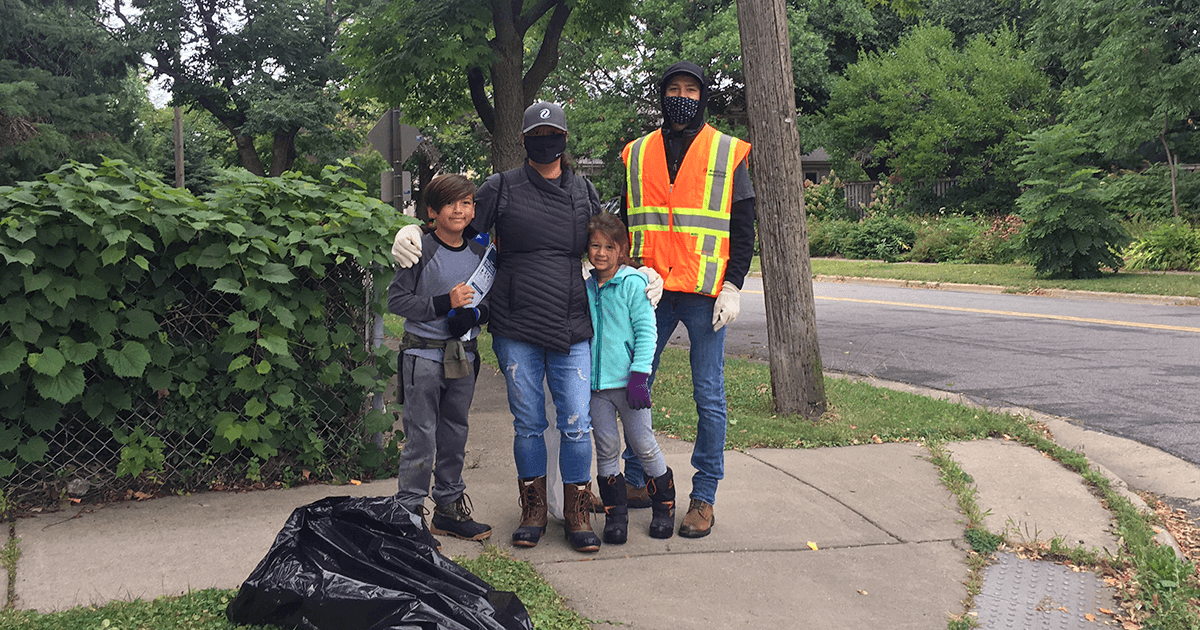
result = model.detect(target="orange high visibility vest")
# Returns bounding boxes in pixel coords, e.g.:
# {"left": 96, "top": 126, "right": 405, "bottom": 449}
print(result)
{"left": 622, "top": 125, "right": 751, "bottom": 297}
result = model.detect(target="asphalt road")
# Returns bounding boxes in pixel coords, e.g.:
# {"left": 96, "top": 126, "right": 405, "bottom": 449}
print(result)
{"left": 661, "top": 277, "right": 1200, "bottom": 467}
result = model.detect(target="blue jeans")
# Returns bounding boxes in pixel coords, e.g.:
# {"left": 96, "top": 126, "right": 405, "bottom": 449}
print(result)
{"left": 624, "top": 291, "right": 727, "bottom": 505}
{"left": 492, "top": 335, "right": 593, "bottom": 484}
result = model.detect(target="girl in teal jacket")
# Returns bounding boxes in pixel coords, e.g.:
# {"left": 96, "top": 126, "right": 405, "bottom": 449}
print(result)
{"left": 585, "top": 213, "right": 674, "bottom": 543}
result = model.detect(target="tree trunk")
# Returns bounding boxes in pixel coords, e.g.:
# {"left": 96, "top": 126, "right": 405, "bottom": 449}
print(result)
{"left": 269, "top": 131, "right": 298, "bottom": 177}
{"left": 233, "top": 131, "right": 266, "bottom": 177}
{"left": 488, "top": 0, "right": 528, "bottom": 173}
{"left": 1162, "top": 115, "right": 1180, "bottom": 218}
{"left": 736, "top": 0, "right": 826, "bottom": 418}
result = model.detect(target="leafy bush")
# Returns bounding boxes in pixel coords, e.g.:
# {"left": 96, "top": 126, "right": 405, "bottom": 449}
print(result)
{"left": 802, "top": 172, "right": 850, "bottom": 221}
{"left": 1099, "top": 167, "right": 1174, "bottom": 222}
{"left": 1124, "top": 220, "right": 1200, "bottom": 271}
{"left": 1015, "top": 125, "right": 1130, "bottom": 278}
{"left": 807, "top": 218, "right": 857, "bottom": 257}
{"left": 0, "top": 158, "right": 411, "bottom": 498}
{"left": 904, "top": 214, "right": 983, "bottom": 262}
{"left": 842, "top": 213, "right": 917, "bottom": 262}
{"left": 961, "top": 214, "right": 1024, "bottom": 264}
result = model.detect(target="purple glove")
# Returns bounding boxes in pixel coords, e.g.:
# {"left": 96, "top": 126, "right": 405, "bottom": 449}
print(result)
{"left": 626, "top": 372, "right": 652, "bottom": 410}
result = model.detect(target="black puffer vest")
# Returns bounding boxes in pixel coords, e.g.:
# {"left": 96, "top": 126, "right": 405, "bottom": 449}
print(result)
{"left": 480, "top": 163, "right": 599, "bottom": 354}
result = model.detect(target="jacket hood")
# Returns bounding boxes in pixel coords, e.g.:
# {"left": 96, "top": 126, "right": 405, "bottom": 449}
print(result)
{"left": 659, "top": 61, "right": 709, "bottom": 133}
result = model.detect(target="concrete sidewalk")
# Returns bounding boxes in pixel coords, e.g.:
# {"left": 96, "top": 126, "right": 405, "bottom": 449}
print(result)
{"left": 13, "top": 365, "right": 1199, "bottom": 629}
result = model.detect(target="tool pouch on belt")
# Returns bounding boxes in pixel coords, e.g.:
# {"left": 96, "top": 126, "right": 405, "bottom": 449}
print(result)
{"left": 396, "top": 331, "right": 480, "bottom": 404}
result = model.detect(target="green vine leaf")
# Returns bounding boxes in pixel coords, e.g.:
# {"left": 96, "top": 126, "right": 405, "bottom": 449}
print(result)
{"left": 104, "top": 341, "right": 152, "bottom": 378}
{"left": 59, "top": 338, "right": 98, "bottom": 365}
{"left": 34, "top": 364, "right": 86, "bottom": 403}
{"left": 28, "top": 348, "right": 66, "bottom": 376}
{"left": 256, "top": 335, "right": 288, "bottom": 356}
{"left": 0, "top": 339, "right": 27, "bottom": 375}
{"left": 121, "top": 309, "right": 160, "bottom": 338}
{"left": 256, "top": 262, "right": 296, "bottom": 284}
{"left": 16, "top": 437, "right": 48, "bottom": 464}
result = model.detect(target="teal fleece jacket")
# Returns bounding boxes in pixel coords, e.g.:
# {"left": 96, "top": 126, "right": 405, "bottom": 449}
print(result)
{"left": 586, "top": 265, "right": 658, "bottom": 391}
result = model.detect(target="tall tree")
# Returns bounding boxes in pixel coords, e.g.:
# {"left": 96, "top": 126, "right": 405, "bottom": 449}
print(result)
{"left": 737, "top": 0, "right": 826, "bottom": 417}
{"left": 544, "top": 0, "right": 876, "bottom": 199}
{"left": 824, "top": 25, "right": 1054, "bottom": 201}
{"left": 114, "top": 0, "right": 349, "bottom": 176}
{"left": 0, "top": 0, "right": 145, "bottom": 185}
{"left": 1031, "top": 0, "right": 1200, "bottom": 217}
{"left": 341, "top": 0, "right": 631, "bottom": 173}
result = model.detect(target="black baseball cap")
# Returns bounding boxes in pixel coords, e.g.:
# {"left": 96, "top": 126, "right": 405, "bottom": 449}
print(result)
{"left": 522, "top": 102, "right": 568, "bottom": 133}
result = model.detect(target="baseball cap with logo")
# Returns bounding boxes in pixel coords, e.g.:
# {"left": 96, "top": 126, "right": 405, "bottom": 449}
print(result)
{"left": 522, "top": 102, "right": 568, "bottom": 134}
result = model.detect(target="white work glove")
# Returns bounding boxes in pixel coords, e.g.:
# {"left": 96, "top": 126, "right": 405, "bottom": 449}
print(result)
{"left": 391, "top": 224, "right": 424, "bottom": 268}
{"left": 712, "top": 281, "right": 740, "bottom": 331}
{"left": 637, "top": 266, "right": 663, "bottom": 307}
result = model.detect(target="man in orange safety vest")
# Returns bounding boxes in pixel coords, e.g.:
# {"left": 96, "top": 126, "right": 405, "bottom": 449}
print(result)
{"left": 619, "top": 61, "right": 756, "bottom": 539}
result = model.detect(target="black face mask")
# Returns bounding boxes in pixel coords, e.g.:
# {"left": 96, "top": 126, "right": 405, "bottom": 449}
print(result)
{"left": 524, "top": 133, "right": 567, "bottom": 164}
{"left": 664, "top": 96, "right": 700, "bottom": 126}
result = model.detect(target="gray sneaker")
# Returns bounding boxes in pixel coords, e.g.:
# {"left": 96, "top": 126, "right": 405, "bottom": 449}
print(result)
{"left": 430, "top": 494, "right": 493, "bottom": 541}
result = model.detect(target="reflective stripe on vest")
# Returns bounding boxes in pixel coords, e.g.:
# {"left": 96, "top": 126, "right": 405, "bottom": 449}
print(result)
{"left": 622, "top": 125, "right": 750, "bottom": 296}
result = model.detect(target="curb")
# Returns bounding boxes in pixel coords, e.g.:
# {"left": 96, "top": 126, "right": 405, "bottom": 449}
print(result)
{"left": 826, "top": 370, "right": 1188, "bottom": 558}
{"left": 811, "top": 274, "right": 1200, "bottom": 307}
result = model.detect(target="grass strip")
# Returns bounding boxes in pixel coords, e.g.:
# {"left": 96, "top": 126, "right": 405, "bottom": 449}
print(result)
{"left": 805, "top": 258, "right": 1200, "bottom": 298}
{"left": 0, "top": 546, "right": 588, "bottom": 630}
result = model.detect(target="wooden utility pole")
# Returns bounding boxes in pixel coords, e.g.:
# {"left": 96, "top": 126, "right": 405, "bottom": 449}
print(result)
{"left": 736, "top": 0, "right": 826, "bottom": 417}
{"left": 173, "top": 106, "right": 185, "bottom": 189}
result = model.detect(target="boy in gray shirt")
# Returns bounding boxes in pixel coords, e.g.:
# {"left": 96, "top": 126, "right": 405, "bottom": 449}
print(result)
{"left": 388, "top": 174, "right": 491, "bottom": 542}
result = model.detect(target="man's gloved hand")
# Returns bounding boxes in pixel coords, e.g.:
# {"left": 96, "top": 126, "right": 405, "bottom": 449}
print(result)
{"left": 626, "top": 372, "right": 652, "bottom": 410}
{"left": 391, "top": 224, "right": 424, "bottom": 268}
{"left": 637, "top": 266, "right": 663, "bottom": 307}
{"left": 446, "top": 307, "right": 481, "bottom": 338}
{"left": 711, "top": 281, "right": 740, "bottom": 331}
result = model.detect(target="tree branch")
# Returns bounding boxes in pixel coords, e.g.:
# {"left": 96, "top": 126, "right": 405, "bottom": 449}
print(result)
{"left": 468, "top": 66, "right": 495, "bottom": 133}
{"left": 516, "top": 0, "right": 559, "bottom": 33}
{"left": 523, "top": 1, "right": 569, "bottom": 104}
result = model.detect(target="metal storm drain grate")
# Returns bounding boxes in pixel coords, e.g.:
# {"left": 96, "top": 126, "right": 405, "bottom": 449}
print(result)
{"left": 973, "top": 552, "right": 1119, "bottom": 629}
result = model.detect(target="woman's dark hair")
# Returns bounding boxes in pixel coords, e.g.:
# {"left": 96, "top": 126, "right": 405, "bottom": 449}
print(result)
{"left": 587, "top": 212, "right": 635, "bottom": 267}
{"left": 425, "top": 174, "right": 477, "bottom": 214}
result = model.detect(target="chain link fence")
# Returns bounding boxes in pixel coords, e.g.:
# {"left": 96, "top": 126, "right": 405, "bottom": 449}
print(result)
{"left": 4, "top": 263, "right": 386, "bottom": 509}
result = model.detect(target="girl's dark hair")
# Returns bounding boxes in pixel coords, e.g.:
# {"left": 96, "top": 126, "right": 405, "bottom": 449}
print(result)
{"left": 425, "top": 174, "right": 477, "bottom": 213}
{"left": 587, "top": 212, "right": 635, "bottom": 267}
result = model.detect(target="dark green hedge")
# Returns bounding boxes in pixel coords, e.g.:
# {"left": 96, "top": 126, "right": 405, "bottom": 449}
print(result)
{"left": 0, "top": 159, "right": 414, "bottom": 498}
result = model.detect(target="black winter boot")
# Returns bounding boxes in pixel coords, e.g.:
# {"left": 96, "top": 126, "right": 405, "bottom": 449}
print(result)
{"left": 597, "top": 474, "right": 628, "bottom": 545}
{"left": 646, "top": 468, "right": 675, "bottom": 539}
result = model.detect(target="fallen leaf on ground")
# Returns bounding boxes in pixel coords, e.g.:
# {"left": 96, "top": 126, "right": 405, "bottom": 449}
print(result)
{"left": 349, "top": 479, "right": 362, "bottom": 486}
{"left": 807, "top": 541, "right": 818, "bottom": 550}
{"left": 1085, "top": 614, "right": 1095, "bottom": 621}
{"left": 1100, "top": 608, "right": 1115, "bottom": 616}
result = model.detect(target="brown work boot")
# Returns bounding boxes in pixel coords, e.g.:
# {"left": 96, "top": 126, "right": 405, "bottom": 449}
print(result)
{"left": 626, "top": 482, "right": 651, "bottom": 509}
{"left": 563, "top": 482, "right": 601, "bottom": 553}
{"left": 588, "top": 486, "right": 606, "bottom": 513}
{"left": 678, "top": 498, "right": 714, "bottom": 538}
{"left": 512, "top": 476, "right": 548, "bottom": 547}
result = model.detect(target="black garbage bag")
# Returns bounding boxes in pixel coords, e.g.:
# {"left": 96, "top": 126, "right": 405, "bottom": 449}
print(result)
{"left": 226, "top": 495, "right": 533, "bottom": 630}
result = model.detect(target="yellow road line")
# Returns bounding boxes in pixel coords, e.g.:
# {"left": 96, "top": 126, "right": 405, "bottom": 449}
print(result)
{"left": 808, "top": 295, "right": 1200, "bottom": 333}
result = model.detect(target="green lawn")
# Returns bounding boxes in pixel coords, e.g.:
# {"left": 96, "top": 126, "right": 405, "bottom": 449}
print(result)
{"left": 804, "top": 258, "right": 1200, "bottom": 298}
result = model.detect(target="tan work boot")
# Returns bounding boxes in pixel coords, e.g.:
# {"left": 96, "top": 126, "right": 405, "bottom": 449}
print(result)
{"left": 626, "top": 482, "right": 651, "bottom": 509}
{"left": 678, "top": 498, "right": 714, "bottom": 538}
{"left": 512, "top": 476, "right": 547, "bottom": 547}
{"left": 563, "top": 482, "right": 602, "bottom": 553}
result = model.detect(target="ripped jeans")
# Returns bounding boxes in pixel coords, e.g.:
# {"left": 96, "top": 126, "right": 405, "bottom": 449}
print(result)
{"left": 492, "top": 335, "right": 593, "bottom": 484}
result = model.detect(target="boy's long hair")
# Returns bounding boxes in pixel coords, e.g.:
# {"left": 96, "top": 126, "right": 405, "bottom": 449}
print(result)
{"left": 425, "top": 173, "right": 477, "bottom": 213}
{"left": 587, "top": 213, "right": 635, "bottom": 267}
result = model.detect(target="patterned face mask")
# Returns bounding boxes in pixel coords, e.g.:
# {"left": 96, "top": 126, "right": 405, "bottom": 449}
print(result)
{"left": 664, "top": 96, "right": 700, "bottom": 126}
